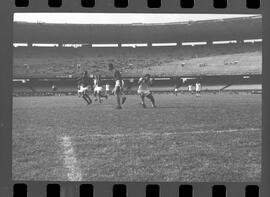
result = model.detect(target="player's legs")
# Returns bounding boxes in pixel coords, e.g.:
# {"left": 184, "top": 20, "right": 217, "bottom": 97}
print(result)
{"left": 86, "top": 93, "right": 92, "bottom": 104}
{"left": 98, "top": 88, "right": 108, "bottom": 100}
{"left": 79, "top": 86, "right": 89, "bottom": 104}
{"left": 94, "top": 87, "right": 104, "bottom": 103}
{"left": 146, "top": 92, "right": 156, "bottom": 108}
{"left": 115, "top": 86, "right": 122, "bottom": 109}
{"left": 93, "top": 89, "right": 97, "bottom": 97}
{"left": 196, "top": 90, "right": 200, "bottom": 97}
{"left": 102, "top": 93, "right": 108, "bottom": 100}
{"left": 78, "top": 86, "right": 82, "bottom": 97}
{"left": 190, "top": 88, "right": 193, "bottom": 95}
{"left": 99, "top": 93, "right": 108, "bottom": 100}
{"left": 105, "top": 86, "right": 110, "bottom": 97}
{"left": 82, "top": 93, "right": 91, "bottom": 104}
{"left": 121, "top": 90, "right": 126, "bottom": 104}
{"left": 97, "top": 91, "right": 107, "bottom": 103}
{"left": 82, "top": 89, "right": 92, "bottom": 105}
{"left": 97, "top": 91, "right": 102, "bottom": 103}
{"left": 93, "top": 87, "right": 98, "bottom": 101}
{"left": 139, "top": 93, "right": 146, "bottom": 108}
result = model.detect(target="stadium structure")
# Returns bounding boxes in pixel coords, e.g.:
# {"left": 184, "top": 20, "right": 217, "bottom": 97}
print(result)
{"left": 13, "top": 15, "right": 262, "bottom": 95}
{"left": 12, "top": 16, "right": 263, "bottom": 183}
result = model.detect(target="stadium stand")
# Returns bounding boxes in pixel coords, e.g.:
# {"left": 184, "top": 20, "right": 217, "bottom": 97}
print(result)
{"left": 13, "top": 42, "right": 261, "bottom": 77}
{"left": 13, "top": 16, "right": 261, "bottom": 43}
{"left": 13, "top": 16, "right": 262, "bottom": 78}
{"left": 13, "top": 16, "right": 262, "bottom": 95}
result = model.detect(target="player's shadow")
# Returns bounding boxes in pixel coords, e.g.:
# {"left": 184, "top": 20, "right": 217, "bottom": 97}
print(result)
{"left": 154, "top": 106, "right": 182, "bottom": 109}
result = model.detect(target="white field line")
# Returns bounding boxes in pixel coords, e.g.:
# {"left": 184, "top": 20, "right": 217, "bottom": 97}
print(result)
{"left": 76, "top": 128, "right": 261, "bottom": 139}
{"left": 60, "top": 136, "right": 82, "bottom": 181}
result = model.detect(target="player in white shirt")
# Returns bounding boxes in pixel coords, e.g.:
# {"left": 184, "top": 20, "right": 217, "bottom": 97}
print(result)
{"left": 188, "top": 84, "right": 193, "bottom": 94}
{"left": 78, "top": 84, "right": 90, "bottom": 97}
{"left": 93, "top": 74, "right": 108, "bottom": 103}
{"left": 195, "top": 81, "right": 201, "bottom": 97}
{"left": 105, "top": 83, "right": 110, "bottom": 95}
{"left": 137, "top": 74, "right": 156, "bottom": 108}
{"left": 77, "top": 85, "right": 82, "bottom": 97}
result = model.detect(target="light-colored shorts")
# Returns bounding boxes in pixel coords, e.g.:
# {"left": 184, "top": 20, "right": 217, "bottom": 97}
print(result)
{"left": 115, "top": 80, "right": 124, "bottom": 87}
{"left": 94, "top": 86, "right": 103, "bottom": 93}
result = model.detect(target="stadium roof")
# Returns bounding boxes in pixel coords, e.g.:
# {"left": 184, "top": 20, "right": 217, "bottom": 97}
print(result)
{"left": 13, "top": 16, "right": 261, "bottom": 44}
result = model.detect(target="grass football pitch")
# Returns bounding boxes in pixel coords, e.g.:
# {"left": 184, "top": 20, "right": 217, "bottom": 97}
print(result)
{"left": 12, "top": 93, "right": 261, "bottom": 182}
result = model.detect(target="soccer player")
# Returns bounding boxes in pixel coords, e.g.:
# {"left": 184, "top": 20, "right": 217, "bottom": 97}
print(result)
{"left": 188, "top": 84, "right": 193, "bottom": 94}
{"left": 52, "top": 84, "right": 61, "bottom": 96}
{"left": 77, "top": 84, "right": 82, "bottom": 97}
{"left": 77, "top": 71, "right": 93, "bottom": 105}
{"left": 108, "top": 63, "right": 127, "bottom": 109}
{"left": 137, "top": 74, "right": 156, "bottom": 108}
{"left": 195, "top": 81, "right": 201, "bottom": 97}
{"left": 105, "top": 83, "right": 110, "bottom": 95}
{"left": 93, "top": 74, "right": 108, "bottom": 103}
{"left": 173, "top": 77, "right": 182, "bottom": 96}
{"left": 52, "top": 85, "right": 57, "bottom": 92}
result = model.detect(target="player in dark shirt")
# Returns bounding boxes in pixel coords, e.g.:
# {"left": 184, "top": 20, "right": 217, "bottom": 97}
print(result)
{"left": 108, "top": 63, "right": 126, "bottom": 109}
{"left": 77, "top": 71, "right": 93, "bottom": 105}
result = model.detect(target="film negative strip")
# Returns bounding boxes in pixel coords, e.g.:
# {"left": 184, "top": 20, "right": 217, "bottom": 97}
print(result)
{"left": 0, "top": 0, "right": 269, "bottom": 196}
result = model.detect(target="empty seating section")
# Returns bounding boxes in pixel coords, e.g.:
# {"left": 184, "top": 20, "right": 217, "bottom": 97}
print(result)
{"left": 13, "top": 43, "right": 261, "bottom": 77}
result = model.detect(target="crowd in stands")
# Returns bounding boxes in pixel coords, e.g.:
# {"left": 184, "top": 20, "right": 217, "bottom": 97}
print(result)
{"left": 13, "top": 42, "right": 262, "bottom": 77}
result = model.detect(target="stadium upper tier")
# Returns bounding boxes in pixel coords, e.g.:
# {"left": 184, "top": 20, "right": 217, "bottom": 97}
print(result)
{"left": 13, "top": 43, "right": 262, "bottom": 78}
{"left": 14, "top": 16, "right": 261, "bottom": 43}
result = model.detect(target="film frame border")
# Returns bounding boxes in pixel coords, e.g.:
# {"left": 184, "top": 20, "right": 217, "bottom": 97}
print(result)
{"left": 10, "top": 182, "right": 262, "bottom": 197}
{"left": 0, "top": 0, "right": 269, "bottom": 196}
{"left": 14, "top": 0, "right": 261, "bottom": 9}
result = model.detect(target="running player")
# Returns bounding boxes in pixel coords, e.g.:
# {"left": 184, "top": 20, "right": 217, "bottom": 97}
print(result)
{"left": 93, "top": 74, "right": 108, "bottom": 103}
{"left": 77, "top": 71, "right": 93, "bottom": 105}
{"left": 173, "top": 77, "right": 182, "bottom": 96}
{"left": 108, "top": 63, "right": 126, "bottom": 109}
{"left": 137, "top": 74, "right": 156, "bottom": 108}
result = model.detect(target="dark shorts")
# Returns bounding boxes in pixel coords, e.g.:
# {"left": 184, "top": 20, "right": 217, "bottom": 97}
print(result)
{"left": 115, "top": 86, "right": 121, "bottom": 95}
